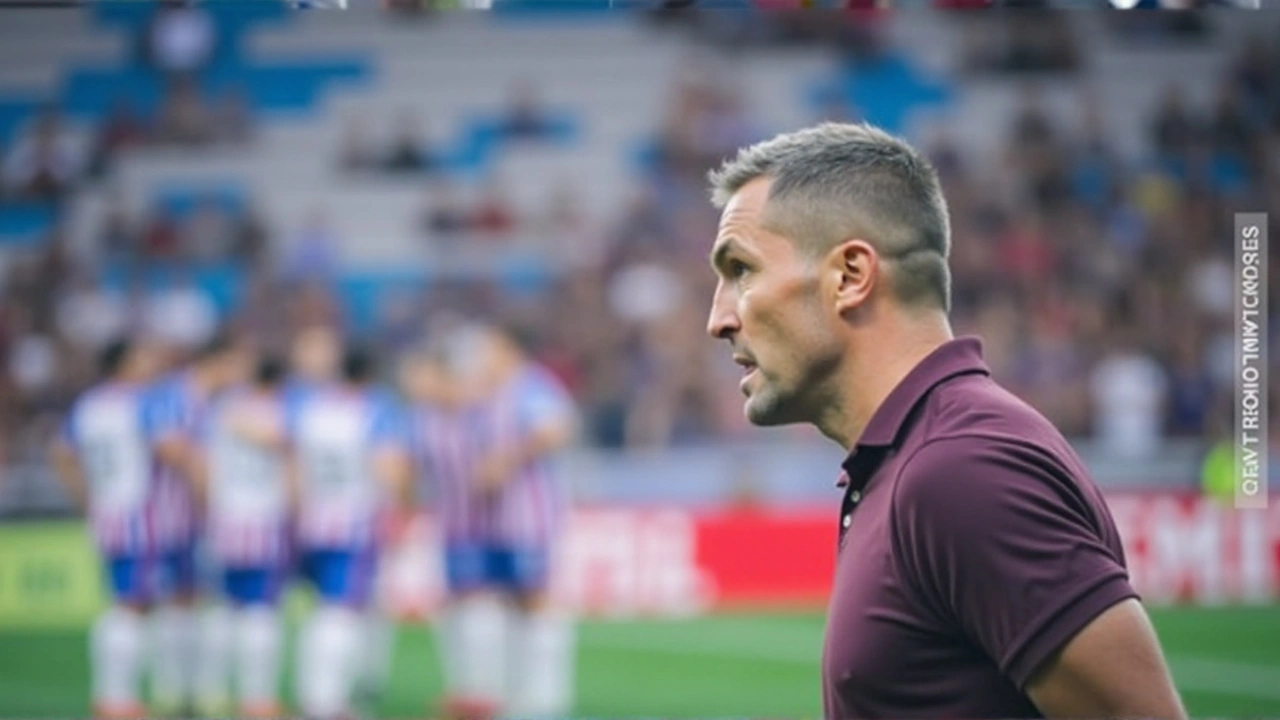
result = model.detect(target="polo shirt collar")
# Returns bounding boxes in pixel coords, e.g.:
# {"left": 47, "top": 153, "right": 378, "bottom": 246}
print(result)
{"left": 839, "top": 336, "right": 991, "bottom": 478}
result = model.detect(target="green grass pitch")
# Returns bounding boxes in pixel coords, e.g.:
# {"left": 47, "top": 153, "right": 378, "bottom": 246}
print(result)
{"left": 0, "top": 607, "right": 1278, "bottom": 717}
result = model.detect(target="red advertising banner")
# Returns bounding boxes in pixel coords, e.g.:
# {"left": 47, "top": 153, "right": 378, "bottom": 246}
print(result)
{"left": 379, "top": 493, "right": 1280, "bottom": 619}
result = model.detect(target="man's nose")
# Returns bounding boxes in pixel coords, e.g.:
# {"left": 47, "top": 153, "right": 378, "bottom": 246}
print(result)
{"left": 706, "top": 285, "right": 740, "bottom": 340}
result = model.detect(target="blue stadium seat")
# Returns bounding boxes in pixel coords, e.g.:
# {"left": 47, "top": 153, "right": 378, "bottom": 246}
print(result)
{"left": 458, "top": 111, "right": 581, "bottom": 170}
{"left": 810, "top": 54, "right": 953, "bottom": 135}
{"left": 0, "top": 96, "right": 46, "bottom": 146}
{"left": 491, "top": 0, "right": 615, "bottom": 14}
{"left": 153, "top": 184, "right": 247, "bottom": 221}
{"left": 0, "top": 203, "right": 56, "bottom": 248}
{"left": 91, "top": 0, "right": 287, "bottom": 32}
{"left": 207, "top": 58, "right": 370, "bottom": 115}
{"left": 338, "top": 271, "right": 431, "bottom": 332}
{"left": 62, "top": 67, "right": 164, "bottom": 118}
{"left": 99, "top": 261, "right": 245, "bottom": 317}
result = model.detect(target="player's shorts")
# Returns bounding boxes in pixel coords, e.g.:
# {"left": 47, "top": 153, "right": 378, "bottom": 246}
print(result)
{"left": 164, "top": 542, "right": 200, "bottom": 597}
{"left": 299, "top": 546, "right": 377, "bottom": 608}
{"left": 104, "top": 544, "right": 198, "bottom": 605}
{"left": 221, "top": 565, "right": 288, "bottom": 606}
{"left": 444, "top": 542, "right": 549, "bottom": 595}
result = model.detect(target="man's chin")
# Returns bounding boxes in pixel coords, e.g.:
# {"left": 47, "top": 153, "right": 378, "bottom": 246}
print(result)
{"left": 744, "top": 393, "right": 796, "bottom": 427}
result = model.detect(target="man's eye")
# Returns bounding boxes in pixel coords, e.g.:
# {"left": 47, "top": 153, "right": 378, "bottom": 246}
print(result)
{"left": 727, "top": 260, "right": 749, "bottom": 278}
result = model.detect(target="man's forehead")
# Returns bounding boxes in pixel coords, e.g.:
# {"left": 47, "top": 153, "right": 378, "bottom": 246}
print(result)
{"left": 714, "top": 182, "right": 770, "bottom": 242}
{"left": 722, "top": 176, "right": 772, "bottom": 218}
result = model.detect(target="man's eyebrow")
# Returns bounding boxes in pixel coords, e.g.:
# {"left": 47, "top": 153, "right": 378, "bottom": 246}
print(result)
{"left": 709, "top": 238, "right": 737, "bottom": 270}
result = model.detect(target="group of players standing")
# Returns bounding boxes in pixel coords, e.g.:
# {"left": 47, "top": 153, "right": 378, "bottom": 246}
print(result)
{"left": 51, "top": 319, "right": 579, "bottom": 720}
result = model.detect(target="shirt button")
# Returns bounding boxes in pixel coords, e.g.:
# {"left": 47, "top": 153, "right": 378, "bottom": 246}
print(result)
{"left": 850, "top": 490, "right": 862, "bottom": 503}
{"left": 842, "top": 514, "right": 852, "bottom": 528}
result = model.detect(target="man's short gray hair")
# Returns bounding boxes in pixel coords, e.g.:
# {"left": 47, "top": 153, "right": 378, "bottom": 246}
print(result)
{"left": 708, "top": 122, "right": 952, "bottom": 312}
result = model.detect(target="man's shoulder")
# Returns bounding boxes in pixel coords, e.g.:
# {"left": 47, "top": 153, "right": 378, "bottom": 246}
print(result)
{"left": 893, "top": 375, "right": 1089, "bottom": 509}
{"left": 920, "top": 372, "right": 1065, "bottom": 448}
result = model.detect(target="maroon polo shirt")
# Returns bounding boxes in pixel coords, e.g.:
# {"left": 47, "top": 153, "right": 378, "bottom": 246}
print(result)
{"left": 822, "top": 336, "right": 1137, "bottom": 719}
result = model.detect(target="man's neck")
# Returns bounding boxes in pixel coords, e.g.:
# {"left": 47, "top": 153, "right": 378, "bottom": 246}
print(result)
{"left": 815, "top": 311, "right": 953, "bottom": 452}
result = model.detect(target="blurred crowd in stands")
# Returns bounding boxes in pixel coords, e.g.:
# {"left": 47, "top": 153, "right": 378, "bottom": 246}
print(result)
{"left": 1, "top": 8, "right": 1279, "bottom": 476}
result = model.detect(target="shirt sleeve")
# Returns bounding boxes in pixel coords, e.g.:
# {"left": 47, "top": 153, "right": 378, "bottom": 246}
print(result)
{"left": 517, "top": 371, "right": 576, "bottom": 434}
{"left": 58, "top": 406, "right": 78, "bottom": 447}
{"left": 280, "top": 391, "right": 303, "bottom": 446}
{"left": 143, "top": 383, "right": 186, "bottom": 444}
{"left": 193, "top": 399, "right": 217, "bottom": 446}
{"left": 890, "top": 435, "right": 1139, "bottom": 691}
{"left": 369, "top": 397, "right": 409, "bottom": 454}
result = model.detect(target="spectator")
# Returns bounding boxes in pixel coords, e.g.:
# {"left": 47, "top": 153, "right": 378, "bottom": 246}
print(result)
{"left": 339, "top": 115, "right": 376, "bottom": 171}
{"left": 1208, "top": 83, "right": 1255, "bottom": 162}
{"left": 924, "top": 124, "right": 964, "bottom": 184}
{"left": 212, "top": 88, "right": 254, "bottom": 145}
{"left": 381, "top": 0, "right": 432, "bottom": 14}
{"left": 140, "top": 205, "right": 182, "bottom": 262}
{"left": 1072, "top": 93, "right": 1121, "bottom": 212}
{"left": 471, "top": 178, "right": 517, "bottom": 237}
{"left": 88, "top": 99, "right": 148, "bottom": 177}
{"left": 1011, "top": 84, "right": 1057, "bottom": 149}
{"left": 144, "top": 276, "right": 219, "bottom": 350}
{"left": 538, "top": 182, "right": 586, "bottom": 237}
{"left": 537, "top": 181, "right": 597, "bottom": 263}
{"left": 98, "top": 194, "right": 138, "bottom": 263}
{"left": 155, "top": 77, "right": 214, "bottom": 147}
{"left": 7, "top": 330, "right": 59, "bottom": 407}
{"left": 283, "top": 210, "right": 340, "bottom": 283}
{"left": 1165, "top": 329, "right": 1216, "bottom": 438}
{"left": 143, "top": 1, "right": 216, "bottom": 78}
{"left": 384, "top": 108, "right": 434, "bottom": 172}
{"left": 285, "top": 281, "right": 343, "bottom": 331}
{"left": 183, "top": 197, "right": 236, "bottom": 264}
{"left": 374, "top": 288, "right": 423, "bottom": 353}
{"left": 1002, "top": 11, "right": 1078, "bottom": 74}
{"left": 232, "top": 200, "right": 269, "bottom": 267}
{"left": 1089, "top": 329, "right": 1169, "bottom": 459}
{"left": 1231, "top": 34, "right": 1273, "bottom": 120}
{"left": 997, "top": 209, "right": 1058, "bottom": 285}
{"left": 55, "top": 274, "right": 130, "bottom": 352}
{"left": 653, "top": 77, "right": 713, "bottom": 177}
{"left": 1151, "top": 84, "right": 1200, "bottom": 160}
{"left": 420, "top": 180, "right": 471, "bottom": 236}
{"left": 696, "top": 84, "right": 757, "bottom": 166}
{"left": 2, "top": 109, "right": 84, "bottom": 201}
{"left": 501, "top": 79, "right": 555, "bottom": 139}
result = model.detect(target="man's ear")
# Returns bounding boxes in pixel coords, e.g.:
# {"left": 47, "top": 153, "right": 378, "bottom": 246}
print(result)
{"left": 828, "top": 239, "right": 878, "bottom": 315}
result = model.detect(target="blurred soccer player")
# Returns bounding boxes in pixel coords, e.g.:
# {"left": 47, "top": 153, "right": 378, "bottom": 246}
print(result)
{"left": 405, "top": 324, "right": 578, "bottom": 720}
{"left": 194, "top": 355, "right": 292, "bottom": 718}
{"left": 51, "top": 339, "right": 161, "bottom": 718}
{"left": 287, "top": 324, "right": 400, "bottom": 704}
{"left": 289, "top": 344, "right": 412, "bottom": 719}
{"left": 287, "top": 323, "right": 342, "bottom": 403}
{"left": 145, "top": 333, "right": 250, "bottom": 715}
{"left": 705, "top": 123, "right": 1186, "bottom": 719}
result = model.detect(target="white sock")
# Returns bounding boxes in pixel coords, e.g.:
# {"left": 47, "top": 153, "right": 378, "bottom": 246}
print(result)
{"left": 196, "top": 604, "right": 233, "bottom": 710}
{"left": 236, "top": 605, "right": 282, "bottom": 710}
{"left": 150, "top": 605, "right": 197, "bottom": 707}
{"left": 508, "top": 609, "right": 576, "bottom": 718}
{"left": 297, "top": 606, "right": 362, "bottom": 718}
{"left": 358, "top": 609, "right": 395, "bottom": 695}
{"left": 439, "top": 595, "right": 508, "bottom": 707}
{"left": 90, "top": 605, "right": 145, "bottom": 710}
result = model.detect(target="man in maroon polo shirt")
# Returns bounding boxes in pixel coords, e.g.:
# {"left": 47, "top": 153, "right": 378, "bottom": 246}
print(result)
{"left": 704, "top": 122, "right": 1187, "bottom": 719}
